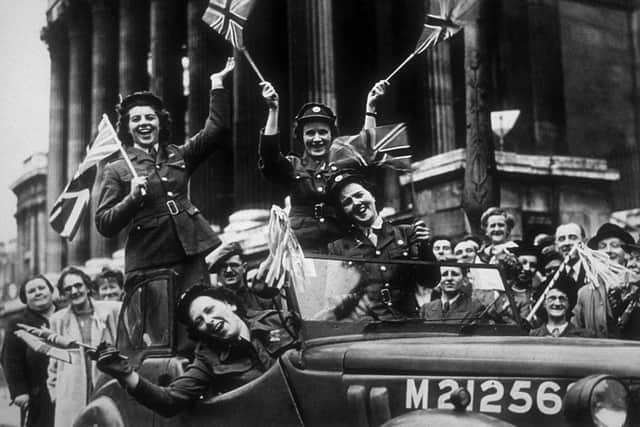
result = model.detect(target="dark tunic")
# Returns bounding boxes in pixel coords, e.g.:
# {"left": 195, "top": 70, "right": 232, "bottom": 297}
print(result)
{"left": 327, "top": 221, "right": 436, "bottom": 320}
{"left": 529, "top": 323, "right": 594, "bottom": 337}
{"left": 95, "top": 89, "right": 230, "bottom": 277}
{"left": 259, "top": 132, "right": 343, "bottom": 253}
{"left": 128, "top": 310, "right": 295, "bottom": 417}
{"left": 1, "top": 308, "right": 54, "bottom": 427}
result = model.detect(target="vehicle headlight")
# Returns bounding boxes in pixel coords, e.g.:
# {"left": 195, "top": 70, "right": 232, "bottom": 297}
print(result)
{"left": 564, "top": 375, "right": 630, "bottom": 427}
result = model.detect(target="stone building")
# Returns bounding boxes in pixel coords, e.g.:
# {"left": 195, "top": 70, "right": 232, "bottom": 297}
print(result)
{"left": 41, "top": 0, "right": 640, "bottom": 272}
{"left": 10, "top": 153, "right": 48, "bottom": 283}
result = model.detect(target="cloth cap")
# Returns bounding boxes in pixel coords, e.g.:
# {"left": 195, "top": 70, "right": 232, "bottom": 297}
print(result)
{"left": 587, "top": 223, "right": 634, "bottom": 250}
{"left": 207, "top": 241, "right": 243, "bottom": 273}
{"left": 510, "top": 241, "right": 540, "bottom": 259}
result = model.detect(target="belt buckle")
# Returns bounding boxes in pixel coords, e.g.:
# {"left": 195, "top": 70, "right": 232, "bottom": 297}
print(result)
{"left": 313, "top": 203, "right": 324, "bottom": 220}
{"left": 380, "top": 288, "right": 392, "bottom": 306}
{"left": 166, "top": 200, "right": 179, "bottom": 216}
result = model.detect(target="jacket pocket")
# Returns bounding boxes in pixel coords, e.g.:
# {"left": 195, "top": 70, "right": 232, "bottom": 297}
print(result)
{"left": 131, "top": 216, "right": 159, "bottom": 232}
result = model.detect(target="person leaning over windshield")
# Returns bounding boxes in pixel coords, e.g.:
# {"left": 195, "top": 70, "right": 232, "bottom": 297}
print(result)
{"left": 326, "top": 172, "right": 437, "bottom": 320}
{"left": 92, "top": 285, "right": 297, "bottom": 418}
{"left": 95, "top": 58, "right": 235, "bottom": 295}
{"left": 258, "top": 79, "right": 388, "bottom": 253}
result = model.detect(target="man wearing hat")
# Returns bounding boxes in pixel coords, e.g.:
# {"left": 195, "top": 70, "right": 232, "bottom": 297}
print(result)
{"left": 572, "top": 223, "right": 635, "bottom": 338}
{"left": 326, "top": 173, "right": 435, "bottom": 319}
{"left": 207, "top": 241, "right": 277, "bottom": 312}
{"left": 530, "top": 276, "right": 592, "bottom": 337}
{"left": 258, "top": 80, "right": 389, "bottom": 253}
{"left": 93, "top": 285, "right": 296, "bottom": 417}
{"left": 613, "top": 237, "right": 640, "bottom": 340}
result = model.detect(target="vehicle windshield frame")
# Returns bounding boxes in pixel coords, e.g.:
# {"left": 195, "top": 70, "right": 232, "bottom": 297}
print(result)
{"left": 288, "top": 254, "right": 526, "bottom": 342}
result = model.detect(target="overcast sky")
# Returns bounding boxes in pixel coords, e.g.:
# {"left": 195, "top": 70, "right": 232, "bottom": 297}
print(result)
{"left": 0, "top": 4, "right": 50, "bottom": 242}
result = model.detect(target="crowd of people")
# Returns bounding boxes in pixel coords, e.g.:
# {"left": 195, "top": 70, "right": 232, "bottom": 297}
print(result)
{"left": 1, "top": 55, "right": 639, "bottom": 425}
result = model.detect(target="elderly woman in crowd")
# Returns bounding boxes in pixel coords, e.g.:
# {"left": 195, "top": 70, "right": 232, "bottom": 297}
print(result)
{"left": 478, "top": 207, "right": 518, "bottom": 263}
{"left": 258, "top": 79, "right": 389, "bottom": 253}
{"left": 95, "top": 58, "right": 235, "bottom": 293}
{"left": 1, "top": 275, "right": 56, "bottom": 427}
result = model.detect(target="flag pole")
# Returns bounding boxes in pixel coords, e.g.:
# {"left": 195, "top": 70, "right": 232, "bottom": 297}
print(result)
{"left": 384, "top": 52, "right": 417, "bottom": 82}
{"left": 241, "top": 48, "right": 265, "bottom": 82}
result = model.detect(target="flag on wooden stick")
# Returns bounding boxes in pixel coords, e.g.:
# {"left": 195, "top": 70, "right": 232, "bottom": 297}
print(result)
{"left": 202, "top": 0, "right": 256, "bottom": 49}
{"left": 49, "top": 115, "right": 121, "bottom": 240}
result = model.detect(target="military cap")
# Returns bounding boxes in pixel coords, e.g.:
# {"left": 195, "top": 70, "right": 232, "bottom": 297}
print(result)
{"left": 176, "top": 284, "right": 242, "bottom": 326}
{"left": 118, "top": 91, "right": 165, "bottom": 115}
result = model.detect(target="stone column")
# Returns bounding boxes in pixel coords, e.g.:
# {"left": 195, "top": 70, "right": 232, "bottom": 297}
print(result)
{"left": 426, "top": 43, "right": 456, "bottom": 154}
{"left": 66, "top": 3, "right": 92, "bottom": 266}
{"left": 150, "top": 0, "right": 185, "bottom": 144}
{"left": 42, "top": 22, "right": 68, "bottom": 273}
{"left": 90, "top": 0, "right": 119, "bottom": 259}
{"left": 461, "top": 0, "right": 499, "bottom": 234}
{"left": 287, "top": 0, "right": 337, "bottom": 116}
{"left": 527, "top": 0, "right": 566, "bottom": 154}
{"left": 186, "top": 0, "right": 234, "bottom": 226}
{"left": 119, "top": 0, "right": 150, "bottom": 96}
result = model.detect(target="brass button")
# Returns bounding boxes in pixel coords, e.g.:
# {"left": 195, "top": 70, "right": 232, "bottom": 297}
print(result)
{"left": 316, "top": 186, "right": 324, "bottom": 192}
{"left": 380, "top": 265, "right": 387, "bottom": 272}
{"left": 167, "top": 191, "right": 174, "bottom": 197}
{"left": 375, "top": 250, "right": 381, "bottom": 256}
{"left": 161, "top": 177, "right": 168, "bottom": 182}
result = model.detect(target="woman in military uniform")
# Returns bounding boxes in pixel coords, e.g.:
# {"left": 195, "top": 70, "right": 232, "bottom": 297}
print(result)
{"left": 326, "top": 173, "right": 437, "bottom": 320}
{"left": 95, "top": 58, "right": 235, "bottom": 293}
{"left": 258, "top": 80, "right": 388, "bottom": 253}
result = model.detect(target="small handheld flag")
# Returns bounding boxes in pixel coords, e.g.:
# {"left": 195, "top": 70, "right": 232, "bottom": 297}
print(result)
{"left": 201, "top": 0, "right": 265, "bottom": 82}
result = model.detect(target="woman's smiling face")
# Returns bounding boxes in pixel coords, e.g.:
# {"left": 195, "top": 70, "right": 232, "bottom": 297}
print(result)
{"left": 128, "top": 105, "right": 160, "bottom": 148}
{"left": 339, "top": 182, "right": 377, "bottom": 227}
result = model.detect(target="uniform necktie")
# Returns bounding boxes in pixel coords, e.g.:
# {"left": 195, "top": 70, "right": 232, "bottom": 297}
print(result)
{"left": 443, "top": 301, "right": 450, "bottom": 314}
{"left": 551, "top": 327, "right": 560, "bottom": 337}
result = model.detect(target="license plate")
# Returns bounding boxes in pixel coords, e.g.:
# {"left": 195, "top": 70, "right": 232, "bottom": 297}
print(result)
{"left": 405, "top": 377, "right": 571, "bottom": 417}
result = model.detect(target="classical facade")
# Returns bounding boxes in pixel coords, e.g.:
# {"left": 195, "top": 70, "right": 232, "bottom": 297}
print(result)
{"left": 41, "top": 0, "right": 640, "bottom": 272}
{"left": 10, "top": 153, "right": 48, "bottom": 283}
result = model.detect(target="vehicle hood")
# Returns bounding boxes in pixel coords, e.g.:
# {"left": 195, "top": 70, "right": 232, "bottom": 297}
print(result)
{"left": 301, "top": 335, "right": 640, "bottom": 377}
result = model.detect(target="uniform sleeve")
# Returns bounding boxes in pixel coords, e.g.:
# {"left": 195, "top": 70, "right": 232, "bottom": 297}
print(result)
{"left": 128, "top": 360, "right": 213, "bottom": 418}
{"left": 95, "top": 163, "right": 141, "bottom": 237}
{"left": 182, "top": 89, "right": 231, "bottom": 171}
{"left": 1, "top": 318, "right": 29, "bottom": 399}
{"left": 258, "top": 131, "right": 294, "bottom": 186}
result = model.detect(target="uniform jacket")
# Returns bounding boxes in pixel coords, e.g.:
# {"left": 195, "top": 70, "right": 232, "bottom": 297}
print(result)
{"left": 259, "top": 132, "right": 342, "bottom": 252}
{"left": 1, "top": 308, "right": 54, "bottom": 427}
{"left": 420, "top": 294, "right": 485, "bottom": 323}
{"left": 96, "top": 89, "right": 230, "bottom": 272}
{"left": 529, "top": 323, "right": 593, "bottom": 337}
{"left": 572, "top": 284, "right": 618, "bottom": 338}
{"left": 47, "top": 299, "right": 121, "bottom": 427}
{"left": 128, "top": 310, "right": 296, "bottom": 417}
{"left": 327, "top": 221, "right": 436, "bottom": 319}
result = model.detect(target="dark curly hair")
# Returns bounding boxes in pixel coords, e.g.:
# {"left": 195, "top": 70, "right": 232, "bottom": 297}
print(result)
{"left": 116, "top": 92, "right": 172, "bottom": 147}
{"left": 94, "top": 267, "right": 124, "bottom": 291}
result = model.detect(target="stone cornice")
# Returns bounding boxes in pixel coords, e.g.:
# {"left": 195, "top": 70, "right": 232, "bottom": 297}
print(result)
{"left": 400, "top": 149, "right": 620, "bottom": 185}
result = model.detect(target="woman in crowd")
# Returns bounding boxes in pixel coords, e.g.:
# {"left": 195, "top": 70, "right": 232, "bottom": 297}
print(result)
{"left": 478, "top": 207, "right": 518, "bottom": 263}
{"left": 1, "top": 275, "right": 56, "bottom": 427}
{"left": 258, "top": 79, "right": 389, "bottom": 253}
{"left": 95, "top": 58, "right": 235, "bottom": 292}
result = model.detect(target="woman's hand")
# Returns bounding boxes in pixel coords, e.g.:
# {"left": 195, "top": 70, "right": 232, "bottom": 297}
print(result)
{"left": 13, "top": 394, "right": 29, "bottom": 410}
{"left": 129, "top": 176, "right": 147, "bottom": 201}
{"left": 366, "top": 79, "right": 390, "bottom": 112}
{"left": 210, "top": 57, "right": 236, "bottom": 89}
{"left": 260, "top": 81, "right": 279, "bottom": 110}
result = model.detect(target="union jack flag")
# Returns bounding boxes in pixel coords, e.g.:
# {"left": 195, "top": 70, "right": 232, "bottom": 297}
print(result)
{"left": 49, "top": 115, "right": 121, "bottom": 240}
{"left": 414, "top": 0, "right": 479, "bottom": 55}
{"left": 329, "top": 123, "right": 412, "bottom": 172}
{"left": 202, "top": 0, "right": 255, "bottom": 48}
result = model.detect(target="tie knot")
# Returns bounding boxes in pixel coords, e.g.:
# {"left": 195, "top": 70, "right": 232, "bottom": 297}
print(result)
{"left": 443, "top": 301, "right": 450, "bottom": 313}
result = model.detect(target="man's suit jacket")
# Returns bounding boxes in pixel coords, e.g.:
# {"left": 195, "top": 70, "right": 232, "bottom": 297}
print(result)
{"left": 529, "top": 322, "right": 593, "bottom": 337}
{"left": 420, "top": 294, "right": 485, "bottom": 323}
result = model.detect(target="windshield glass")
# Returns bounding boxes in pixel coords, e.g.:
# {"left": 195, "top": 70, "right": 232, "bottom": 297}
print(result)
{"left": 292, "top": 256, "right": 526, "bottom": 339}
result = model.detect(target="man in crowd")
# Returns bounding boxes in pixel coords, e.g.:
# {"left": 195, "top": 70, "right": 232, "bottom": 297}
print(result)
{"left": 554, "top": 222, "right": 587, "bottom": 288}
{"left": 93, "top": 267, "right": 124, "bottom": 301}
{"left": 530, "top": 276, "right": 591, "bottom": 337}
{"left": 421, "top": 265, "right": 484, "bottom": 323}
{"left": 453, "top": 236, "right": 482, "bottom": 264}
{"left": 93, "top": 285, "right": 296, "bottom": 417}
{"left": 572, "top": 223, "right": 634, "bottom": 338}
{"left": 207, "top": 241, "right": 276, "bottom": 312}
{"left": 432, "top": 236, "right": 453, "bottom": 261}
{"left": 47, "top": 266, "right": 121, "bottom": 427}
